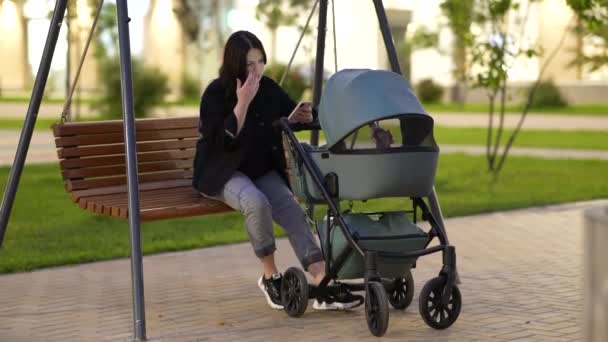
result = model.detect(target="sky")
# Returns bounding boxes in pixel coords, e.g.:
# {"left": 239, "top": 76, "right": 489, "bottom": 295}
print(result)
{"left": 26, "top": 0, "right": 151, "bottom": 73}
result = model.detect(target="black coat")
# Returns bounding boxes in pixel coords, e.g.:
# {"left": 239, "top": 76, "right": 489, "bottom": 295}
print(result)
{"left": 192, "top": 76, "right": 305, "bottom": 195}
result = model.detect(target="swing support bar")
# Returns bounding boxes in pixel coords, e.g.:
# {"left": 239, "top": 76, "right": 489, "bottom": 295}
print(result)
{"left": 0, "top": 1, "right": 146, "bottom": 341}
{"left": 115, "top": 0, "right": 147, "bottom": 340}
{"left": 0, "top": 0, "right": 68, "bottom": 247}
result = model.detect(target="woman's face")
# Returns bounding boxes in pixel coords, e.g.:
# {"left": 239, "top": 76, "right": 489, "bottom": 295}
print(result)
{"left": 246, "top": 48, "right": 265, "bottom": 78}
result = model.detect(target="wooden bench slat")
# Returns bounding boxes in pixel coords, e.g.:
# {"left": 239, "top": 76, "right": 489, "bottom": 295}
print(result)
{"left": 55, "top": 128, "right": 199, "bottom": 148}
{"left": 79, "top": 189, "right": 182, "bottom": 214}
{"left": 52, "top": 117, "right": 199, "bottom": 136}
{"left": 58, "top": 139, "right": 197, "bottom": 158}
{"left": 77, "top": 187, "right": 231, "bottom": 221}
{"left": 60, "top": 150, "right": 194, "bottom": 169}
{"left": 71, "top": 179, "right": 193, "bottom": 203}
{"left": 79, "top": 187, "right": 197, "bottom": 211}
{"left": 67, "top": 170, "right": 192, "bottom": 191}
{"left": 62, "top": 159, "right": 193, "bottom": 180}
{"left": 140, "top": 202, "right": 231, "bottom": 221}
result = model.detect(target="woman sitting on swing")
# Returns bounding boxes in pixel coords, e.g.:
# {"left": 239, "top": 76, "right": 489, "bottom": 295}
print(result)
{"left": 192, "top": 30, "right": 364, "bottom": 310}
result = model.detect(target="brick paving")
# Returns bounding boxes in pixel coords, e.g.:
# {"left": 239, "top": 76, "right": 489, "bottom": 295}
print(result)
{"left": 0, "top": 200, "right": 604, "bottom": 341}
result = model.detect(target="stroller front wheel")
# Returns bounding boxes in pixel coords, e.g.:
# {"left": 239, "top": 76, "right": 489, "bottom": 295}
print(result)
{"left": 419, "top": 276, "right": 461, "bottom": 329}
{"left": 281, "top": 267, "right": 309, "bottom": 317}
{"left": 388, "top": 269, "right": 415, "bottom": 310}
{"left": 365, "top": 281, "right": 389, "bottom": 337}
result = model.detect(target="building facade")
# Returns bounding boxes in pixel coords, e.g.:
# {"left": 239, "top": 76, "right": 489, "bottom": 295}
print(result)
{"left": 1, "top": 0, "right": 606, "bottom": 103}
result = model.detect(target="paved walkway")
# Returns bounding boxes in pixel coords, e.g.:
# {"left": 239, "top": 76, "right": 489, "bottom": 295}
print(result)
{"left": 0, "top": 199, "right": 604, "bottom": 341}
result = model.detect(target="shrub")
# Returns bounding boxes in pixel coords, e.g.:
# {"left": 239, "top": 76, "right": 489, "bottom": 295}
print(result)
{"left": 94, "top": 58, "right": 169, "bottom": 119}
{"left": 265, "top": 63, "right": 309, "bottom": 101}
{"left": 181, "top": 74, "right": 201, "bottom": 100}
{"left": 416, "top": 78, "right": 444, "bottom": 103}
{"left": 527, "top": 80, "right": 568, "bottom": 108}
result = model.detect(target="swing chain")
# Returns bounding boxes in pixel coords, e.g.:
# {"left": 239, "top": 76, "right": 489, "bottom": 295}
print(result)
{"left": 61, "top": 0, "right": 105, "bottom": 123}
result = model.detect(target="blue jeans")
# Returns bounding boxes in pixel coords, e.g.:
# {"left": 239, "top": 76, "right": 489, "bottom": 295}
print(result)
{"left": 201, "top": 170, "right": 324, "bottom": 270}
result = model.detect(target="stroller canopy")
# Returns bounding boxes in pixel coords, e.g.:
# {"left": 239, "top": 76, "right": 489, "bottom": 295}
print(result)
{"left": 318, "top": 69, "right": 432, "bottom": 148}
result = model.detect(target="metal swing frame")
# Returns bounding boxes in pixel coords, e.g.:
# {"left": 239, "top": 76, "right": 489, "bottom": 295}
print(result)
{"left": 0, "top": 1, "right": 449, "bottom": 341}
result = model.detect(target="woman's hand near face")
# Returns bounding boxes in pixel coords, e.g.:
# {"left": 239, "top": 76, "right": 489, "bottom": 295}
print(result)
{"left": 233, "top": 72, "right": 261, "bottom": 134}
{"left": 236, "top": 71, "right": 261, "bottom": 106}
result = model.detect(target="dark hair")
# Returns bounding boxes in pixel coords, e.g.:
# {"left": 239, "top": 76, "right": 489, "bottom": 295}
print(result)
{"left": 219, "top": 31, "right": 267, "bottom": 103}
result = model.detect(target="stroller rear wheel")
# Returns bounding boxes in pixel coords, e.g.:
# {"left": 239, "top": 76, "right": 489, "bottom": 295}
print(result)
{"left": 388, "top": 269, "right": 414, "bottom": 310}
{"left": 419, "top": 276, "right": 461, "bottom": 329}
{"left": 281, "top": 267, "right": 309, "bottom": 317}
{"left": 365, "top": 281, "right": 389, "bottom": 337}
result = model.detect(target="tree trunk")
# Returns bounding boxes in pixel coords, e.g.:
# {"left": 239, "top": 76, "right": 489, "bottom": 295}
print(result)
{"left": 451, "top": 45, "right": 467, "bottom": 104}
{"left": 270, "top": 29, "right": 278, "bottom": 64}
{"left": 486, "top": 93, "right": 496, "bottom": 171}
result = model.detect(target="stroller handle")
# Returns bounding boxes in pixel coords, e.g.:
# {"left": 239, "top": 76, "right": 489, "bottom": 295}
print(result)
{"left": 273, "top": 117, "right": 321, "bottom": 132}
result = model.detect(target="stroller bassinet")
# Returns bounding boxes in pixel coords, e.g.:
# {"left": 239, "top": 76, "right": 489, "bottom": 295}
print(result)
{"left": 286, "top": 69, "right": 439, "bottom": 202}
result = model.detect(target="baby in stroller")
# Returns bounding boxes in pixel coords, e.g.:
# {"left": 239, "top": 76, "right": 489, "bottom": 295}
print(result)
{"left": 276, "top": 69, "right": 462, "bottom": 337}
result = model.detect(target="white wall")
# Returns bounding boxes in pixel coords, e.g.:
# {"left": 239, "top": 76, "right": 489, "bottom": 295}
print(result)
{"left": 0, "top": 0, "right": 29, "bottom": 94}
{"left": 144, "top": 0, "right": 186, "bottom": 98}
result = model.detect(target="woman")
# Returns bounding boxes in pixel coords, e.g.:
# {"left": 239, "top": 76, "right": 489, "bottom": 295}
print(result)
{"left": 192, "top": 31, "right": 362, "bottom": 311}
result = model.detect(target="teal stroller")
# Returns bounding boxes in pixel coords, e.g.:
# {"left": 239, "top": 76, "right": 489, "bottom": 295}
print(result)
{"left": 275, "top": 69, "right": 461, "bottom": 337}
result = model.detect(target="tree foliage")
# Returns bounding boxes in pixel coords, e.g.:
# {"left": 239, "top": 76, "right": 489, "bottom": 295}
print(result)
{"left": 566, "top": 0, "right": 608, "bottom": 71}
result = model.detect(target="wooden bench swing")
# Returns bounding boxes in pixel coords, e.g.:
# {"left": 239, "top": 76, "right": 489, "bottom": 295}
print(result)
{"left": 51, "top": 117, "right": 232, "bottom": 221}
{"left": 44, "top": 0, "right": 239, "bottom": 223}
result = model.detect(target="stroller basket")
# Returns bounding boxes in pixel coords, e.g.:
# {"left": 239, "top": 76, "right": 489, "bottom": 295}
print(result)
{"left": 317, "top": 211, "right": 428, "bottom": 279}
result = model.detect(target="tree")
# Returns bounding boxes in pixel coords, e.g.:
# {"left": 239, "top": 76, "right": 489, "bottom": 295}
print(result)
{"left": 398, "top": 26, "right": 439, "bottom": 82}
{"left": 467, "top": 0, "right": 545, "bottom": 178}
{"left": 566, "top": 0, "right": 608, "bottom": 72}
{"left": 255, "top": 0, "right": 309, "bottom": 63}
{"left": 440, "top": 0, "right": 475, "bottom": 103}
{"left": 465, "top": 0, "right": 576, "bottom": 180}
{"left": 89, "top": 1, "right": 169, "bottom": 119}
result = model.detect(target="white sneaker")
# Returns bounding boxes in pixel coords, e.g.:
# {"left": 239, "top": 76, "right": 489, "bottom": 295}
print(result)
{"left": 257, "top": 274, "right": 284, "bottom": 310}
{"left": 312, "top": 299, "right": 360, "bottom": 310}
{"left": 312, "top": 286, "right": 364, "bottom": 311}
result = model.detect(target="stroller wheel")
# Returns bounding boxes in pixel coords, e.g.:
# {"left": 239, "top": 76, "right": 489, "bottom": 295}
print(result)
{"left": 281, "top": 267, "right": 309, "bottom": 317}
{"left": 418, "top": 277, "right": 461, "bottom": 329}
{"left": 365, "top": 281, "right": 389, "bottom": 337}
{"left": 388, "top": 269, "right": 414, "bottom": 310}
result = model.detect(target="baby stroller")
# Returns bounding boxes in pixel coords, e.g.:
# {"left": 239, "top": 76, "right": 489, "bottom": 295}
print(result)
{"left": 275, "top": 69, "right": 461, "bottom": 337}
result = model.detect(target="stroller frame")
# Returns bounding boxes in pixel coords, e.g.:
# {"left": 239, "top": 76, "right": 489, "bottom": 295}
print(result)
{"left": 276, "top": 118, "right": 460, "bottom": 336}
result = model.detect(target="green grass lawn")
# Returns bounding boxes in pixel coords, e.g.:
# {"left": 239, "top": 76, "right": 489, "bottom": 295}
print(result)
{"left": 434, "top": 126, "right": 608, "bottom": 150}
{"left": 0, "top": 97, "right": 66, "bottom": 104}
{"left": 0, "top": 117, "right": 100, "bottom": 131}
{"left": 1, "top": 154, "right": 607, "bottom": 274}
{"left": 295, "top": 126, "right": 608, "bottom": 151}
{"left": 0, "top": 118, "right": 61, "bottom": 132}
{"left": 423, "top": 102, "right": 608, "bottom": 115}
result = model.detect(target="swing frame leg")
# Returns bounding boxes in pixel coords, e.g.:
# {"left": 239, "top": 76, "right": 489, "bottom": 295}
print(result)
{"left": 0, "top": 1, "right": 67, "bottom": 247}
{"left": 0, "top": 1, "right": 147, "bottom": 341}
{"left": 115, "top": 1, "right": 147, "bottom": 341}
